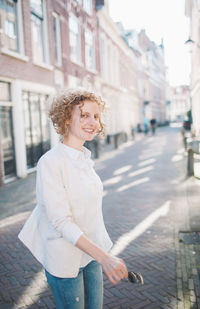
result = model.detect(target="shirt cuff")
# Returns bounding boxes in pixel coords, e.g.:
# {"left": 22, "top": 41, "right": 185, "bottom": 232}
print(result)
{"left": 62, "top": 221, "right": 84, "bottom": 245}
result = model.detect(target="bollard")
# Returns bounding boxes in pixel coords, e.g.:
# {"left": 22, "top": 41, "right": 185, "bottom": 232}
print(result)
{"left": 187, "top": 148, "right": 194, "bottom": 176}
{"left": 94, "top": 139, "right": 100, "bottom": 159}
{"left": 184, "top": 136, "right": 187, "bottom": 150}
{"left": 114, "top": 134, "right": 118, "bottom": 149}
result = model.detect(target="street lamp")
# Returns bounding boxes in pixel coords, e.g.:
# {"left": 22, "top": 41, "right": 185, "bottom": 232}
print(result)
{"left": 185, "top": 36, "right": 200, "bottom": 49}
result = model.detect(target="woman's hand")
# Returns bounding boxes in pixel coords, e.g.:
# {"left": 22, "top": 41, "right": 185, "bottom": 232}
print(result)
{"left": 75, "top": 235, "right": 128, "bottom": 284}
{"left": 100, "top": 254, "right": 128, "bottom": 284}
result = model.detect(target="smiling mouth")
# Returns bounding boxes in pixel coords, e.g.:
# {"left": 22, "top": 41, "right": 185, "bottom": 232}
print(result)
{"left": 83, "top": 129, "right": 95, "bottom": 133}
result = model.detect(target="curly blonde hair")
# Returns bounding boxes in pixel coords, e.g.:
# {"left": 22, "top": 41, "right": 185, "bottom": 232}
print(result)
{"left": 48, "top": 88, "right": 106, "bottom": 136}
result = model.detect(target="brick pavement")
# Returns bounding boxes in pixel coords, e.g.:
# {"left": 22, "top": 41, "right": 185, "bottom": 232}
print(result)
{"left": 0, "top": 127, "right": 199, "bottom": 309}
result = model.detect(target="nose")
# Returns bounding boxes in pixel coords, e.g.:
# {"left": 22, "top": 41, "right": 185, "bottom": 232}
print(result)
{"left": 88, "top": 116, "right": 97, "bottom": 126}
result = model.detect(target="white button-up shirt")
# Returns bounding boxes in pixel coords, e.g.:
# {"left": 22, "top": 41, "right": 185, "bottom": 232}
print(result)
{"left": 18, "top": 143, "right": 113, "bottom": 278}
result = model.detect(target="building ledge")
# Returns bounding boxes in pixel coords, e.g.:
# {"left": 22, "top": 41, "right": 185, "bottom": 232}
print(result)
{"left": 33, "top": 61, "right": 53, "bottom": 71}
{"left": 70, "top": 59, "right": 84, "bottom": 67}
{"left": 1, "top": 48, "right": 29, "bottom": 62}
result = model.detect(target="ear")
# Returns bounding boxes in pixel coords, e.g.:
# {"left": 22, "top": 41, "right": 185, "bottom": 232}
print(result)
{"left": 65, "top": 119, "right": 70, "bottom": 126}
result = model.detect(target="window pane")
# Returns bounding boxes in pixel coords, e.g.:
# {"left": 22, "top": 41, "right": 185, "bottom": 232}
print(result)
{"left": 69, "top": 15, "right": 81, "bottom": 63}
{"left": 0, "top": 81, "right": 11, "bottom": 101}
{"left": 53, "top": 16, "right": 58, "bottom": 61}
{"left": 0, "top": 106, "right": 16, "bottom": 176}
{"left": 0, "top": 0, "right": 19, "bottom": 52}
{"left": 23, "top": 91, "right": 32, "bottom": 168}
{"left": 85, "top": 30, "right": 95, "bottom": 69}
{"left": 85, "top": 30, "right": 92, "bottom": 45}
{"left": 23, "top": 91, "right": 50, "bottom": 168}
{"left": 83, "top": 0, "right": 92, "bottom": 14}
{"left": 30, "top": 0, "right": 43, "bottom": 18}
{"left": 40, "top": 94, "right": 50, "bottom": 152}
{"left": 31, "top": 14, "right": 45, "bottom": 62}
{"left": 30, "top": 93, "right": 41, "bottom": 145}
{"left": 69, "top": 16, "right": 78, "bottom": 34}
{"left": 53, "top": 15, "right": 61, "bottom": 65}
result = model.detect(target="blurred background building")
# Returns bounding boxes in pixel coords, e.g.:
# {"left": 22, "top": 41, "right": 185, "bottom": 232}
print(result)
{"left": 167, "top": 85, "right": 190, "bottom": 122}
{"left": 0, "top": 0, "right": 168, "bottom": 185}
{"left": 185, "top": 0, "right": 200, "bottom": 137}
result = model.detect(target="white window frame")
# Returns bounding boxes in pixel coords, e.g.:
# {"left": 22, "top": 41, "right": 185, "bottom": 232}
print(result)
{"left": 83, "top": 0, "right": 92, "bottom": 15}
{"left": 85, "top": 29, "right": 95, "bottom": 71}
{"left": 0, "top": 0, "right": 28, "bottom": 61}
{"left": 53, "top": 12, "right": 62, "bottom": 67}
{"left": 69, "top": 14, "right": 82, "bottom": 65}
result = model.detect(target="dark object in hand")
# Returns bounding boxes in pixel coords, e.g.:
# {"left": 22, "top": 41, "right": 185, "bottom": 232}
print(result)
{"left": 128, "top": 272, "right": 144, "bottom": 284}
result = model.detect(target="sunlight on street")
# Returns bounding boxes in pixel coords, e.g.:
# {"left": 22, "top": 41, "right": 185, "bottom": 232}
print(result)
{"left": 110, "top": 200, "right": 171, "bottom": 256}
{"left": 116, "top": 177, "right": 149, "bottom": 192}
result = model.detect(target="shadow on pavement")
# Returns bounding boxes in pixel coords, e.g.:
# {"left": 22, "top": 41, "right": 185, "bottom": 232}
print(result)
{"left": 0, "top": 212, "right": 178, "bottom": 309}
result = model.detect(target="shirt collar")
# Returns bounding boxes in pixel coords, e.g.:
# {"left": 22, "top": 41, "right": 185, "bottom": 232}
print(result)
{"left": 59, "top": 142, "right": 91, "bottom": 161}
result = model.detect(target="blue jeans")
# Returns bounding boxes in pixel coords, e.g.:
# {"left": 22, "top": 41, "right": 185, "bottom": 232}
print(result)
{"left": 45, "top": 260, "right": 103, "bottom": 309}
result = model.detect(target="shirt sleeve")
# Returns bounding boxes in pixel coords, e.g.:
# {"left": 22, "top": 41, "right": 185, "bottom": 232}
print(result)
{"left": 36, "top": 156, "right": 83, "bottom": 245}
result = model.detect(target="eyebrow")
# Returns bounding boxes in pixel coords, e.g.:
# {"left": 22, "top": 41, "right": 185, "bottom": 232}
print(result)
{"left": 81, "top": 111, "right": 100, "bottom": 116}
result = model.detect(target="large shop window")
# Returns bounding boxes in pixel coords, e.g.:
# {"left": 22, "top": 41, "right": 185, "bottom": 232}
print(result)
{"left": 0, "top": 106, "right": 16, "bottom": 178}
{"left": 23, "top": 92, "right": 50, "bottom": 169}
{"left": 0, "top": 0, "right": 20, "bottom": 52}
{"left": 0, "top": 81, "right": 15, "bottom": 179}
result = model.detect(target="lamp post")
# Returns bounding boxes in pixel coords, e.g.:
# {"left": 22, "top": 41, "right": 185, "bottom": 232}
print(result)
{"left": 184, "top": 36, "right": 200, "bottom": 176}
{"left": 185, "top": 36, "right": 200, "bottom": 49}
{"left": 183, "top": 36, "right": 199, "bottom": 123}
{"left": 184, "top": 36, "right": 200, "bottom": 127}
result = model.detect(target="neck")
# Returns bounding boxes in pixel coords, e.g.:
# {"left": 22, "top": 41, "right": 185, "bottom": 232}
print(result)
{"left": 62, "top": 136, "right": 84, "bottom": 152}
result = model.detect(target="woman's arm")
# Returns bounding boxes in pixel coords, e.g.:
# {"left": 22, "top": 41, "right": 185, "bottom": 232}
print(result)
{"left": 76, "top": 234, "right": 128, "bottom": 284}
{"left": 36, "top": 157, "right": 83, "bottom": 245}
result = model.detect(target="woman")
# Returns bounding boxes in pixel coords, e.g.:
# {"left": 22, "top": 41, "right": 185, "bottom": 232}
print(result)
{"left": 18, "top": 89, "right": 128, "bottom": 309}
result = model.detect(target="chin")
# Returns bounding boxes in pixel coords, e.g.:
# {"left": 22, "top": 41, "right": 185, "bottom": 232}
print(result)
{"left": 86, "top": 136, "right": 94, "bottom": 141}
{"left": 84, "top": 133, "right": 95, "bottom": 141}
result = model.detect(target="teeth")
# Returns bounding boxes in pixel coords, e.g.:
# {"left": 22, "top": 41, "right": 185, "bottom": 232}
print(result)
{"left": 84, "top": 129, "right": 94, "bottom": 132}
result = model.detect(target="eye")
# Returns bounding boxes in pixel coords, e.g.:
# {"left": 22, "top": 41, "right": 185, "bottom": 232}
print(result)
{"left": 94, "top": 115, "right": 100, "bottom": 120}
{"left": 80, "top": 113, "right": 88, "bottom": 118}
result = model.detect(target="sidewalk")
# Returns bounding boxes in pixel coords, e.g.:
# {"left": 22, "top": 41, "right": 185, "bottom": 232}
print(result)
{"left": 174, "top": 175, "right": 200, "bottom": 309}
{"left": 0, "top": 127, "right": 200, "bottom": 308}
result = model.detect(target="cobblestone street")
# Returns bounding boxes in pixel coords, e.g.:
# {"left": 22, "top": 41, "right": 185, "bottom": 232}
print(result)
{"left": 0, "top": 127, "right": 200, "bottom": 309}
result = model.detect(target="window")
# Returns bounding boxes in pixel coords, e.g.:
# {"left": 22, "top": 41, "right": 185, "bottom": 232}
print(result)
{"left": 99, "top": 37, "right": 105, "bottom": 77}
{"left": 0, "top": 81, "right": 16, "bottom": 178}
{"left": 53, "top": 13, "right": 62, "bottom": 66}
{"left": 0, "top": 81, "right": 11, "bottom": 101}
{"left": 23, "top": 91, "right": 50, "bottom": 168}
{"left": 30, "top": 0, "right": 48, "bottom": 64}
{"left": 0, "top": 106, "right": 16, "bottom": 177}
{"left": 83, "top": 0, "right": 92, "bottom": 15}
{"left": 69, "top": 14, "right": 81, "bottom": 64}
{"left": 85, "top": 29, "right": 95, "bottom": 70}
{"left": 0, "top": 0, "right": 20, "bottom": 52}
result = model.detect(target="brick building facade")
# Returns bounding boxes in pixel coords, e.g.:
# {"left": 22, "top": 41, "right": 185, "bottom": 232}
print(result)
{"left": 0, "top": 0, "right": 166, "bottom": 185}
{"left": 0, "top": 0, "right": 102, "bottom": 185}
